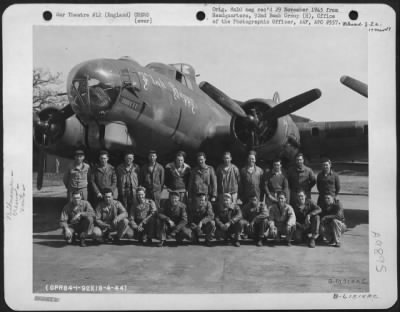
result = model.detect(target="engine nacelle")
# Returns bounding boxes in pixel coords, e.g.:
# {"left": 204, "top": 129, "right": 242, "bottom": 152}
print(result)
{"left": 230, "top": 98, "right": 301, "bottom": 162}
{"left": 34, "top": 106, "right": 86, "bottom": 159}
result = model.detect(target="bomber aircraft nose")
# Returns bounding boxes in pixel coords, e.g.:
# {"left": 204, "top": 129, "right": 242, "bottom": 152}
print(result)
{"left": 67, "top": 59, "right": 122, "bottom": 119}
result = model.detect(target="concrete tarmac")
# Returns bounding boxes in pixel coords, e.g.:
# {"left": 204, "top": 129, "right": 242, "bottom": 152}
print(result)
{"left": 33, "top": 190, "right": 369, "bottom": 294}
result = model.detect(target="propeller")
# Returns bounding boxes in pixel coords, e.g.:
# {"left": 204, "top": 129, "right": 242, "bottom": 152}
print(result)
{"left": 262, "top": 89, "right": 322, "bottom": 121}
{"left": 200, "top": 81, "right": 321, "bottom": 123}
{"left": 34, "top": 104, "right": 74, "bottom": 190}
{"left": 199, "top": 82, "right": 248, "bottom": 118}
{"left": 201, "top": 81, "right": 322, "bottom": 149}
{"left": 340, "top": 75, "right": 368, "bottom": 98}
{"left": 36, "top": 136, "right": 46, "bottom": 190}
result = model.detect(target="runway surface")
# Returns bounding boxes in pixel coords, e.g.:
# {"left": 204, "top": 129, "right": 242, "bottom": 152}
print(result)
{"left": 33, "top": 176, "right": 369, "bottom": 294}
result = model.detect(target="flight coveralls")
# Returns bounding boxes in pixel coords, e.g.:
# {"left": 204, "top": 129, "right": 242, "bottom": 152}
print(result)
{"left": 90, "top": 164, "right": 118, "bottom": 204}
{"left": 188, "top": 165, "right": 217, "bottom": 202}
{"left": 268, "top": 203, "right": 296, "bottom": 243}
{"left": 93, "top": 200, "right": 130, "bottom": 241}
{"left": 116, "top": 163, "right": 140, "bottom": 216}
{"left": 320, "top": 199, "right": 346, "bottom": 245}
{"left": 188, "top": 200, "right": 216, "bottom": 242}
{"left": 139, "top": 162, "right": 165, "bottom": 208}
{"left": 165, "top": 162, "right": 191, "bottom": 204}
{"left": 316, "top": 170, "right": 340, "bottom": 207}
{"left": 239, "top": 166, "right": 264, "bottom": 204}
{"left": 216, "top": 164, "right": 240, "bottom": 204}
{"left": 158, "top": 201, "right": 192, "bottom": 242}
{"left": 263, "top": 169, "right": 290, "bottom": 206}
{"left": 240, "top": 202, "right": 269, "bottom": 240}
{"left": 287, "top": 165, "right": 316, "bottom": 206}
{"left": 129, "top": 199, "right": 157, "bottom": 241}
{"left": 59, "top": 200, "right": 95, "bottom": 242}
{"left": 293, "top": 199, "right": 322, "bottom": 243}
{"left": 215, "top": 204, "right": 243, "bottom": 242}
{"left": 63, "top": 162, "right": 91, "bottom": 200}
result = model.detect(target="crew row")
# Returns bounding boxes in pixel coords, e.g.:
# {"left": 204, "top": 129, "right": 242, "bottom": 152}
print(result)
{"left": 63, "top": 149, "right": 340, "bottom": 211}
{"left": 60, "top": 187, "right": 346, "bottom": 248}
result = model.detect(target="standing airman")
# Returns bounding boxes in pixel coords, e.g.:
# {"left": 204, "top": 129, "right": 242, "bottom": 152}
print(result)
{"left": 239, "top": 151, "right": 264, "bottom": 204}
{"left": 116, "top": 151, "right": 140, "bottom": 217}
{"left": 63, "top": 149, "right": 90, "bottom": 200}
{"left": 216, "top": 151, "right": 240, "bottom": 204}
{"left": 90, "top": 150, "right": 118, "bottom": 206}
{"left": 188, "top": 152, "right": 217, "bottom": 203}
{"left": 139, "top": 150, "right": 165, "bottom": 208}
{"left": 287, "top": 153, "right": 316, "bottom": 206}
{"left": 316, "top": 158, "right": 340, "bottom": 207}
{"left": 165, "top": 151, "right": 191, "bottom": 204}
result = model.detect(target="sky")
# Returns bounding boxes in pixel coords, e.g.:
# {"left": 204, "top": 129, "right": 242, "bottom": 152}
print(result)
{"left": 33, "top": 26, "right": 367, "bottom": 121}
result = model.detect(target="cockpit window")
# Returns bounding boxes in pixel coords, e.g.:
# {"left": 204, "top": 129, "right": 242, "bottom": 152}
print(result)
{"left": 175, "top": 71, "right": 183, "bottom": 83}
{"left": 175, "top": 71, "right": 193, "bottom": 90}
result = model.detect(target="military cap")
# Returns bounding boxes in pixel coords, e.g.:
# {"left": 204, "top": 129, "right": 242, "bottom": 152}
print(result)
{"left": 169, "top": 190, "right": 180, "bottom": 197}
{"left": 99, "top": 150, "right": 109, "bottom": 156}
{"left": 148, "top": 149, "right": 157, "bottom": 155}
{"left": 196, "top": 191, "right": 207, "bottom": 197}
{"left": 74, "top": 149, "right": 85, "bottom": 156}
{"left": 248, "top": 192, "right": 258, "bottom": 199}
{"left": 136, "top": 186, "right": 146, "bottom": 193}
{"left": 320, "top": 157, "right": 331, "bottom": 163}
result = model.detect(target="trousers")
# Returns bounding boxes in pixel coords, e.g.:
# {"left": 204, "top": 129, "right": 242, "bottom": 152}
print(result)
{"left": 128, "top": 216, "right": 156, "bottom": 241}
{"left": 215, "top": 221, "right": 242, "bottom": 241}
{"left": 190, "top": 220, "right": 216, "bottom": 241}
{"left": 92, "top": 218, "right": 130, "bottom": 240}
{"left": 268, "top": 222, "right": 296, "bottom": 242}
{"left": 158, "top": 220, "right": 192, "bottom": 241}
{"left": 62, "top": 216, "right": 94, "bottom": 241}
{"left": 240, "top": 219, "right": 269, "bottom": 239}
{"left": 320, "top": 219, "right": 346, "bottom": 243}
{"left": 294, "top": 215, "right": 320, "bottom": 242}
{"left": 147, "top": 190, "right": 161, "bottom": 209}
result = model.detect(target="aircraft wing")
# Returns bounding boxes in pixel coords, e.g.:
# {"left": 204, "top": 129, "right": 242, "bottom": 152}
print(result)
{"left": 296, "top": 120, "right": 368, "bottom": 163}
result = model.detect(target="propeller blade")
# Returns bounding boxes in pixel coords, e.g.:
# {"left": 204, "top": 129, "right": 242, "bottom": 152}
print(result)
{"left": 52, "top": 104, "right": 74, "bottom": 122}
{"left": 199, "top": 81, "right": 248, "bottom": 118}
{"left": 36, "top": 144, "right": 46, "bottom": 190}
{"left": 340, "top": 75, "right": 368, "bottom": 98}
{"left": 273, "top": 91, "right": 280, "bottom": 104}
{"left": 263, "top": 88, "right": 322, "bottom": 120}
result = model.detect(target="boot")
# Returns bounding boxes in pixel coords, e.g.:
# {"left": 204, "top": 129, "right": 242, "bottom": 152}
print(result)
{"left": 80, "top": 233, "right": 87, "bottom": 247}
